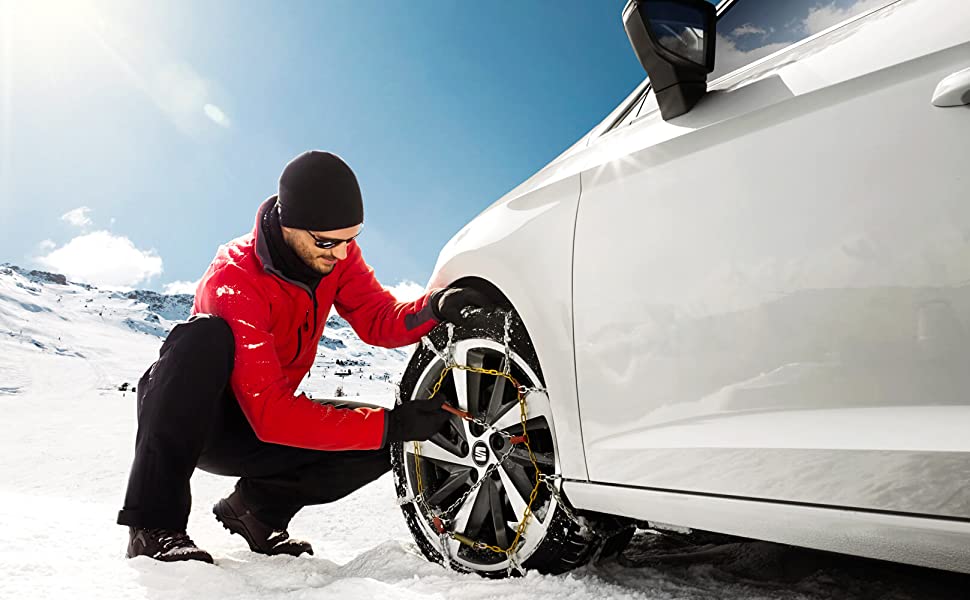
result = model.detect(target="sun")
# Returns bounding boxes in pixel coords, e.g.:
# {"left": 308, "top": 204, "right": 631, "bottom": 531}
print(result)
{"left": 2, "top": 0, "right": 111, "bottom": 75}
{"left": 4, "top": 0, "right": 105, "bottom": 37}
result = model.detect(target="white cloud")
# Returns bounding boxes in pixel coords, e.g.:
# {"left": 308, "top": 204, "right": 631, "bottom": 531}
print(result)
{"left": 35, "top": 231, "right": 163, "bottom": 289}
{"left": 61, "top": 206, "right": 93, "bottom": 228}
{"left": 163, "top": 279, "right": 200, "bottom": 295}
{"left": 803, "top": 0, "right": 889, "bottom": 36}
{"left": 203, "top": 103, "right": 230, "bottom": 128}
{"left": 38, "top": 239, "right": 56, "bottom": 251}
{"left": 385, "top": 280, "right": 426, "bottom": 302}
{"left": 714, "top": 0, "right": 890, "bottom": 79}
{"left": 714, "top": 33, "right": 791, "bottom": 79}
{"left": 731, "top": 24, "right": 767, "bottom": 37}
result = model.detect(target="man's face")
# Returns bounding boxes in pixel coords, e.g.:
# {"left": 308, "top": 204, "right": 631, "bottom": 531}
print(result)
{"left": 281, "top": 224, "right": 362, "bottom": 275}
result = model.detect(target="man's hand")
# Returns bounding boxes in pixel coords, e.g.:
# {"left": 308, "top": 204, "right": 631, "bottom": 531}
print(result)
{"left": 384, "top": 397, "right": 451, "bottom": 444}
{"left": 430, "top": 286, "right": 494, "bottom": 325}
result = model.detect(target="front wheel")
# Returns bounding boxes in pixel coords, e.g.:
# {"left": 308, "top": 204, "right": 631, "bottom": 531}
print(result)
{"left": 391, "top": 307, "right": 631, "bottom": 577}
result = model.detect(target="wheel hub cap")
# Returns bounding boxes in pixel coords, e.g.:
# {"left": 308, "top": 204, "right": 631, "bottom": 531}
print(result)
{"left": 472, "top": 441, "right": 489, "bottom": 466}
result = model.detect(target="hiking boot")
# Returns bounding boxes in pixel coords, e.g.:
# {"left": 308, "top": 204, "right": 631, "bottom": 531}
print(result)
{"left": 126, "top": 527, "right": 214, "bottom": 563}
{"left": 213, "top": 491, "right": 313, "bottom": 557}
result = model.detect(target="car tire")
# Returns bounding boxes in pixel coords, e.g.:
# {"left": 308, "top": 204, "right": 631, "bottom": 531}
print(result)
{"left": 390, "top": 306, "right": 633, "bottom": 577}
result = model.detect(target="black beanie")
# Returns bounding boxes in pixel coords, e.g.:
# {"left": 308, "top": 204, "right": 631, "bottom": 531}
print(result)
{"left": 277, "top": 150, "right": 364, "bottom": 231}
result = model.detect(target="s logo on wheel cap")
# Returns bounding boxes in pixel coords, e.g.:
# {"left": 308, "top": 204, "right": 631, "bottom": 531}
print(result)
{"left": 472, "top": 441, "right": 489, "bottom": 466}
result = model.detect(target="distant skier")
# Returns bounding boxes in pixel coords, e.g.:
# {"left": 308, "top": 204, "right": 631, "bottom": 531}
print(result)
{"left": 118, "top": 151, "right": 493, "bottom": 563}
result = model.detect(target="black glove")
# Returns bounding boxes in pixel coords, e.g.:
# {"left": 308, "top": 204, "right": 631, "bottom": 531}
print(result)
{"left": 384, "top": 397, "right": 451, "bottom": 444}
{"left": 430, "top": 287, "right": 493, "bottom": 325}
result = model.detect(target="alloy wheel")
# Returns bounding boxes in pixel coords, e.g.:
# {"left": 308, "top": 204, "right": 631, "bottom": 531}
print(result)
{"left": 402, "top": 338, "right": 560, "bottom": 572}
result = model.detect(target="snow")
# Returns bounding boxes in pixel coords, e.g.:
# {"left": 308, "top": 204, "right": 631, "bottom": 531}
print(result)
{"left": 0, "top": 264, "right": 963, "bottom": 599}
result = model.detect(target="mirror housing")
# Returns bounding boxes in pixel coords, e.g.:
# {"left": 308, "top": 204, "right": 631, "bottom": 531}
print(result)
{"left": 623, "top": 0, "right": 717, "bottom": 121}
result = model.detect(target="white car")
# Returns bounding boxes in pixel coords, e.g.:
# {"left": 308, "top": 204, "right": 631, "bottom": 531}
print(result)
{"left": 391, "top": 0, "right": 970, "bottom": 577}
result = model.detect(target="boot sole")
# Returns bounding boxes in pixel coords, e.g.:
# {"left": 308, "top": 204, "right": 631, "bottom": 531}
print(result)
{"left": 125, "top": 551, "right": 213, "bottom": 563}
{"left": 156, "top": 550, "right": 214, "bottom": 564}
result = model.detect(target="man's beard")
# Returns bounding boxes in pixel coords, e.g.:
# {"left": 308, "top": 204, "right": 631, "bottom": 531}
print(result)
{"left": 313, "top": 261, "right": 335, "bottom": 275}
{"left": 296, "top": 245, "right": 335, "bottom": 275}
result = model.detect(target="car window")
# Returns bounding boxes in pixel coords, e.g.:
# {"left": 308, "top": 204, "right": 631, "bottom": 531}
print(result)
{"left": 710, "top": 0, "right": 897, "bottom": 81}
{"left": 607, "top": 0, "right": 895, "bottom": 133}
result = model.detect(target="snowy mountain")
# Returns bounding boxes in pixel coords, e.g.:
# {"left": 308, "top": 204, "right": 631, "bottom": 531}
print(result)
{"left": 0, "top": 263, "right": 410, "bottom": 403}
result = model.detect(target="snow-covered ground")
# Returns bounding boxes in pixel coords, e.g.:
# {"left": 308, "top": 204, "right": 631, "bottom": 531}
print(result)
{"left": 0, "top": 265, "right": 965, "bottom": 599}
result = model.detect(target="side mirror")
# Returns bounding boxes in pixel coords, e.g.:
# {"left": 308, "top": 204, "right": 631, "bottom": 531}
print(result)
{"left": 623, "top": 0, "right": 716, "bottom": 121}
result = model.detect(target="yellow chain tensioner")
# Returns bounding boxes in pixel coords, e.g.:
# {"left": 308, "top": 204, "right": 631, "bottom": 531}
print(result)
{"left": 412, "top": 363, "right": 542, "bottom": 557}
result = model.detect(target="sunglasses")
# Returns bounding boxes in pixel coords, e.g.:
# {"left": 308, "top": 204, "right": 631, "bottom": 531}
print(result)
{"left": 306, "top": 229, "right": 361, "bottom": 250}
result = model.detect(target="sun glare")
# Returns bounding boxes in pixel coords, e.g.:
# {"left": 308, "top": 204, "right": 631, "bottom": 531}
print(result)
{"left": 2, "top": 0, "right": 108, "bottom": 71}
{"left": 6, "top": 0, "right": 104, "bottom": 36}
{"left": 1, "top": 0, "right": 232, "bottom": 137}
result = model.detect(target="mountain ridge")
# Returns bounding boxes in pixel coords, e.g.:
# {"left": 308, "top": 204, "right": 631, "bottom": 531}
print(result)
{"left": 0, "top": 263, "right": 410, "bottom": 402}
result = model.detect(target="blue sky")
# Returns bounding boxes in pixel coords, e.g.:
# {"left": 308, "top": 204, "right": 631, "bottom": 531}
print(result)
{"left": 0, "top": 0, "right": 646, "bottom": 292}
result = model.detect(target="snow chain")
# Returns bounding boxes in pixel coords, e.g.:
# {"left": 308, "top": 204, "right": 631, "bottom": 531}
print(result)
{"left": 406, "top": 311, "right": 592, "bottom": 574}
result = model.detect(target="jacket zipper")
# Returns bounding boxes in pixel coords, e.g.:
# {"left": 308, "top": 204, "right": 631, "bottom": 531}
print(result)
{"left": 291, "top": 306, "right": 312, "bottom": 364}
{"left": 311, "top": 295, "right": 318, "bottom": 338}
{"left": 256, "top": 211, "right": 324, "bottom": 366}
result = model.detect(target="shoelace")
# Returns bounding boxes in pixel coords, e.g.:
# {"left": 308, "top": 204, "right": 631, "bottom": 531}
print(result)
{"left": 148, "top": 529, "right": 197, "bottom": 553}
{"left": 266, "top": 530, "right": 291, "bottom": 546}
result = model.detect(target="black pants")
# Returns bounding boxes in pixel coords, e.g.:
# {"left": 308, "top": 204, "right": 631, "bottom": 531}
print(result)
{"left": 117, "top": 314, "right": 390, "bottom": 531}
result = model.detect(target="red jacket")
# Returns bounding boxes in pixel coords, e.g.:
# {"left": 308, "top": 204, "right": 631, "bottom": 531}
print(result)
{"left": 191, "top": 197, "right": 440, "bottom": 451}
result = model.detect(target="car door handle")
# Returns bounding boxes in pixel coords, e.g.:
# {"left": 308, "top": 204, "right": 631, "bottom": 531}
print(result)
{"left": 932, "top": 67, "right": 970, "bottom": 107}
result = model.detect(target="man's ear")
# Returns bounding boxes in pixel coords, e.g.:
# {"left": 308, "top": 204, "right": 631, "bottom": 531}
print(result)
{"left": 279, "top": 225, "right": 299, "bottom": 249}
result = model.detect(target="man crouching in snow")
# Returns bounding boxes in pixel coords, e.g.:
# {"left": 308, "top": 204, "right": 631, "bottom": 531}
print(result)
{"left": 117, "top": 150, "right": 492, "bottom": 563}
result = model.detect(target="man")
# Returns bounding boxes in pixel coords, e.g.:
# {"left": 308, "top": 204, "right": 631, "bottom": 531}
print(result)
{"left": 118, "top": 150, "right": 492, "bottom": 563}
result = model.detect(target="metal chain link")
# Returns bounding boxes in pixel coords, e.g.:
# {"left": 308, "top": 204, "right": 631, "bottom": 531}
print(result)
{"left": 411, "top": 320, "right": 546, "bottom": 559}
{"left": 414, "top": 360, "right": 544, "bottom": 555}
{"left": 501, "top": 311, "right": 513, "bottom": 375}
{"left": 506, "top": 548, "right": 525, "bottom": 577}
{"left": 435, "top": 444, "right": 516, "bottom": 520}
{"left": 540, "top": 472, "right": 633, "bottom": 559}
{"left": 438, "top": 530, "right": 453, "bottom": 565}
{"left": 538, "top": 474, "right": 586, "bottom": 531}
{"left": 402, "top": 313, "right": 616, "bottom": 572}
{"left": 421, "top": 335, "right": 451, "bottom": 368}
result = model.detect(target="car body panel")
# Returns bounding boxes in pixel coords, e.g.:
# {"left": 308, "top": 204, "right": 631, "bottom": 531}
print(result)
{"left": 572, "top": 0, "right": 970, "bottom": 517}
{"left": 423, "top": 0, "right": 970, "bottom": 572}
{"left": 427, "top": 175, "right": 590, "bottom": 480}
{"left": 564, "top": 480, "right": 970, "bottom": 574}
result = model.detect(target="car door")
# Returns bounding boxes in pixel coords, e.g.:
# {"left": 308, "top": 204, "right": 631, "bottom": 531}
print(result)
{"left": 572, "top": 0, "right": 970, "bottom": 518}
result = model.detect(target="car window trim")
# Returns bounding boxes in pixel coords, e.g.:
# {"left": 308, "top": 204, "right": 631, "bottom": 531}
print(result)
{"left": 607, "top": 82, "right": 653, "bottom": 132}
{"left": 707, "top": 0, "right": 903, "bottom": 86}
{"left": 607, "top": 0, "right": 904, "bottom": 132}
{"left": 590, "top": 77, "right": 653, "bottom": 142}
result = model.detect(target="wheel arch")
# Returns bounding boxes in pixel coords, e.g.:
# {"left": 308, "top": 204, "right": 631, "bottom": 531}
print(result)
{"left": 448, "top": 275, "right": 514, "bottom": 311}
{"left": 424, "top": 173, "right": 588, "bottom": 480}
{"left": 428, "top": 265, "right": 588, "bottom": 481}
